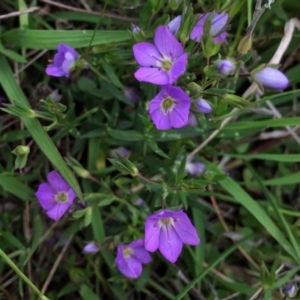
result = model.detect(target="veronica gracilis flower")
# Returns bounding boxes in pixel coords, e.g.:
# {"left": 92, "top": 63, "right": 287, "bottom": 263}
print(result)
{"left": 149, "top": 85, "right": 190, "bottom": 130}
{"left": 145, "top": 209, "right": 200, "bottom": 263}
{"left": 133, "top": 25, "right": 187, "bottom": 85}
{"left": 35, "top": 171, "right": 76, "bottom": 221}
{"left": 115, "top": 239, "right": 151, "bottom": 279}
{"left": 46, "top": 44, "right": 78, "bottom": 77}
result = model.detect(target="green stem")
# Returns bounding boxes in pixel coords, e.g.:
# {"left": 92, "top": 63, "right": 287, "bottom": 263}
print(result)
{"left": 0, "top": 248, "right": 49, "bottom": 300}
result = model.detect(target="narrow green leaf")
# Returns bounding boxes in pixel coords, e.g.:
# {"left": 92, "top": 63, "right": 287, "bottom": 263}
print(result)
{"left": 0, "top": 54, "right": 83, "bottom": 200}
{"left": 225, "top": 153, "right": 300, "bottom": 162}
{"left": 218, "top": 174, "right": 296, "bottom": 261}
{"left": 174, "top": 234, "right": 254, "bottom": 300}
{"left": 0, "top": 174, "right": 34, "bottom": 201}
{"left": 79, "top": 285, "right": 99, "bottom": 300}
{"left": 0, "top": 47, "right": 27, "bottom": 63}
{"left": 2, "top": 29, "right": 131, "bottom": 49}
{"left": 247, "top": 163, "right": 300, "bottom": 263}
{"left": 223, "top": 117, "right": 300, "bottom": 130}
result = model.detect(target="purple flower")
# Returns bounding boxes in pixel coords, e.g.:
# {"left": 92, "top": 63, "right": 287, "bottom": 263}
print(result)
{"left": 217, "top": 59, "right": 235, "bottom": 75}
{"left": 185, "top": 159, "right": 206, "bottom": 175}
{"left": 133, "top": 25, "right": 188, "bottom": 85}
{"left": 253, "top": 67, "right": 289, "bottom": 91}
{"left": 190, "top": 13, "right": 228, "bottom": 43}
{"left": 168, "top": 15, "right": 182, "bottom": 35}
{"left": 194, "top": 98, "right": 212, "bottom": 114}
{"left": 145, "top": 209, "right": 200, "bottom": 263}
{"left": 35, "top": 171, "right": 76, "bottom": 221}
{"left": 46, "top": 44, "right": 78, "bottom": 77}
{"left": 115, "top": 239, "right": 151, "bottom": 279}
{"left": 149, "top": 85, "right": 190, "bottom": 130}
{"left": 83, "top": 242, "right": 100, "bottom": 253}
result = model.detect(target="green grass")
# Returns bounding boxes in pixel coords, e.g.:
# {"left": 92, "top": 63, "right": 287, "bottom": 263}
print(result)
{"left": 0, "top": 0, "right": 300, "bottom": 299}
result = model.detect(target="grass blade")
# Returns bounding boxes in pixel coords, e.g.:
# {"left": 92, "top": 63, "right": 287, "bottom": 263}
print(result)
{"left": 0, "top": 54, "right": 83, "bottom": 200}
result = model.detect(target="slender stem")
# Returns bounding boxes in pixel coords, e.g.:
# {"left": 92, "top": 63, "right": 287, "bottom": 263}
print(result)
{"left": 0, "top": 248, "right": 49, "bottom": 300}
{"left": 87, "top": 63, "right": 109, "bottom": 82}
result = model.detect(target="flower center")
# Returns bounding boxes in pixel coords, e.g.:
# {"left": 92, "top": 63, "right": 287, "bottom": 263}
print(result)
{"left": 122, "top": 247, "right": 133, "bottom": 258}
{"left": 162, "top": 60, "right": 172, "bottom": 71}
{"left": 160, "top": 218, "right": 172, "bottom": 225}
{"left": 161, "top": 97, "right": 175, "bottom": 114}
{"left": 55, "top": 192, "right": 68, "bottom": 202}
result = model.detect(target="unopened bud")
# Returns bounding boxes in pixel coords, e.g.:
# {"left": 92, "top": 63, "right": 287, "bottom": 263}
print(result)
{"left": 252, "top": 66, "right": 289, "bottom": 91}
{"left": 216, "top": 59, "right": 235, "bottom": 75}
{"left": 285, "top": 284, "right": 297, "bottom": 298}
{"left": 168, "top": 15, "right": 182, "bottom": 35}
{"left": 237, "top": 34, "right": 253, "bottom": 54}
{"left": 194, "top": 99, "right": 212, "bottom": 114}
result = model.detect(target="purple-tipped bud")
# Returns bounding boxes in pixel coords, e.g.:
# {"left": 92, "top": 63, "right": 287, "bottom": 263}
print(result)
{"left": 217, "top": 59, "right": 235, "bottom": 75}
{"left": 210, "top": 13, "right": 229, "bottom": 37}
{"left": 123, "top": 86, "right": 139, "bottom": 104}
{"left": 132, "top": 24, "right": 141, "bottom": 34}
{"left": 285, "top": 284, "right": 297, "bottom": 297}
{"left": 168, "top": 15, "right": 182, "bottom": 35}
{"left": 253, "top": 67, "right": 289, "bottom": 91}
{"left": 195, "top": 99, "right": 212, "bottom": 114}
{"left": 83, "top": 242, "right": 100, "bottom": 253}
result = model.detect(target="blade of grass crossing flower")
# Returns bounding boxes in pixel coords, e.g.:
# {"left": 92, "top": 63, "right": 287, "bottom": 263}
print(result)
{"left": 246, "top": 163, "right": 300, "bottom": 263}
{"left": 218, "top": 175, "right": 297, "bottom": 261}
{"left": 174, "top": 234, "right": 255, "bottom": 300}
{"left": 0, "top": 54, "right": 83, "bottom": 200}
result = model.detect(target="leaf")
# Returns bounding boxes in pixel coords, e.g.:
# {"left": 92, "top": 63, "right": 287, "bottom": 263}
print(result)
{"left": 0, "top": 54, "right": 83, "bottom": 200}
{"left": 2, "top": 29, "right": 131, "bottom": 49}
{"left": 108, "top": 129, "right": 144, "bottom": 141}
{"left": 225, "top": 153, "right": 300, "bottom": 162}
{"left": 0, "top": 173, "right": 34, "bottom": 201}
{"left": 79, "top": 285, "right": 99, "bottom": 300}
{"left": 174, "top": 234, "right": 254, "bottom": 299}
{"left": 218, "top": 174, "right": 296, "bottom": 261}
{"left": 0, "top": 47, "right": 27, "bottom": 63}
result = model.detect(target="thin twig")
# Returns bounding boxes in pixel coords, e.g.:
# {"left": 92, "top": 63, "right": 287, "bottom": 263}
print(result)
{"left": 41, "top": 234, "right": 74, "bottom": 294}
{"left": 14, "top": 50, "right": 47, "bottom": 77}
{"left": 38, "top": 0, "right": 138, "bottom": 22}
{"left": 0, "top": 7, "right": 40, "bottom": 20}
{"left": 209, "top": 187, "right": 260, "bottom": 270}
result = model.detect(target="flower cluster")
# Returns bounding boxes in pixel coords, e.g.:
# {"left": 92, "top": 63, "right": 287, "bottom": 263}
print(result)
{"left": 36, "top": 171, "right": 200, "bottom": 279}
{"left": 115, "top": 209, "right": 200, "bottom": 278}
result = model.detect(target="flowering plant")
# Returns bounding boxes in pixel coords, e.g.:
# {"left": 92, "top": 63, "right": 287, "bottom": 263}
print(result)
{"left": 0, "top": 1, "right": 298, "bottom": 299}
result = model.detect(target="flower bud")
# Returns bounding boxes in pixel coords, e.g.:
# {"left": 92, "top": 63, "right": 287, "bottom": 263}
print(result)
{"left": 216, "top": 59, "right": 235, "bottom": 75}
{"left": 210, "top": 13, "right": 229, "bottom": 37}
{"left": 11, "top": 145, "right": 30, "bottom": 170}
{"left": 285, "top": 284, "right": 297, "bottom": 298}
{"left": 131, "top": 24, "right": 145, "bottom": 42}
{"left": 237, "top": 34, "right": 253, "bottom": 54}
{"left": 252, "top": 66, "right": 289, "bottom": 91}
{"left": 83, "top": 242, "right": 100, "bottom": 254}
{"left": 194, "top": 99, "right": 212, "bottom": 114}
{"left": 168, "top": 15, "right": 182, "bottom": 35}
{"left": 168, "top": 0, "right": 181, "bottom": 10}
